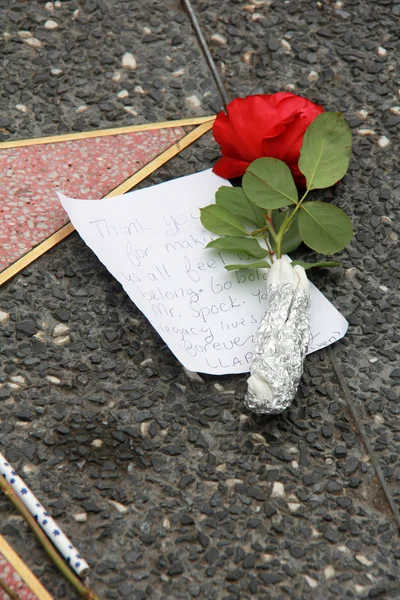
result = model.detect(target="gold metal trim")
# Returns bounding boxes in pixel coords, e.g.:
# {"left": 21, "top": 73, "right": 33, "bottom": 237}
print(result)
{"left": 0, "top": 534, "right": 54, "bottom": 600}
{"left": 0, "top": 119, "right": 215, "bottom": 286}
{"left": 0, "top": 116, "right": 215, "bottom": 149}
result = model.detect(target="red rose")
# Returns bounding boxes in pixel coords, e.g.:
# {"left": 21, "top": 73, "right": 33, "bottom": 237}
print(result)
{"left": 212, "top": 92, "right": 324, "bottom": 187}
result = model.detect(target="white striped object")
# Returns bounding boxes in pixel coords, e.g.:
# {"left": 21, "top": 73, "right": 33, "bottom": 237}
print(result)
{"left": 0, "top": 452, "right": 89, "bottom": 577}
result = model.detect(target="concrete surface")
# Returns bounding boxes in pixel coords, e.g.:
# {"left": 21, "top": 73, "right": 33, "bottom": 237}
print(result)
{"left": 0, "top": 1, "right": 399, "bottom": 599}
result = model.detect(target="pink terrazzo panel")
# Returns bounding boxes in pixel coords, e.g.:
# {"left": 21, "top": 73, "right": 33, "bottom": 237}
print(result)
{"left": 0, "top": 126, "right": 186, "bottom": 272}
{"left": 0, "top": 551, "right": 42, "bottom": 600}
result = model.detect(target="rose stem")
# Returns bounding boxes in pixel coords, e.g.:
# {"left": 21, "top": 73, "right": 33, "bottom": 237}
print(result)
{"left": 274, "top": 186, "right": 311, "bottom": 255}
{"left": 264, "top": 234, "right": 274, "bottom": 261}
{"left": 0, "top": 476, "right": 99, "bottom": 600}
{"left": 263, "top": 211, "right": 279, "bottom": 258}
{"left": 0, "top": 578, "right": 22, "bottom": 600}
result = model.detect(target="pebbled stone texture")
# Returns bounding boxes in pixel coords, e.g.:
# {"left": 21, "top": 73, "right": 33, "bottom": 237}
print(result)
{"left": 195, "top": 0, "right": 400, "bottom": 564}
{"left": 1, "top": 134, "right": 399, "bottom": 599}
{"left": 1, "top": 0, "right": 400, "bottom": 599}
{"left": 0, "top": 0, "right": 221, "bottom": 142}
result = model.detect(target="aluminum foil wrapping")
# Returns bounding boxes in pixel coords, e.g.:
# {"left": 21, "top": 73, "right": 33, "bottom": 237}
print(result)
{"left": 245, "top": 257, "right": 311, "bottom": 415}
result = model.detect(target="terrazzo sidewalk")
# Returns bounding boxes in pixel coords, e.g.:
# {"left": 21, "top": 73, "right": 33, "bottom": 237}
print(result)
{"left": 0, "top": 126, "right": 187, "bottom": 272}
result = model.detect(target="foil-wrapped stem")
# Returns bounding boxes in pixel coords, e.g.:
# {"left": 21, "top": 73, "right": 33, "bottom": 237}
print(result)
{"left": 245, "top": 257, "right": 311, "bottom": 415}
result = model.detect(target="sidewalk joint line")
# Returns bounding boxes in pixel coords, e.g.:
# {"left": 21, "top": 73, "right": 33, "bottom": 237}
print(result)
{"left": 329, "top": 347, "right": 400, "bottom": 531}
{"left": 181, "top": 0, "right": 231, "bottom": 109}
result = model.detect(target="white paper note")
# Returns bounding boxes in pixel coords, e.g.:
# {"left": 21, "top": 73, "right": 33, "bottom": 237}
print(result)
{"left": 58, "top": 169, "right": 348, "bottom": 375}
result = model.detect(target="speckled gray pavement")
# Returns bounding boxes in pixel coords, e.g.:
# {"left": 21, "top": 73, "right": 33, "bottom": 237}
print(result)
{"left": 1, "top": 1, "right": 400, "bottom": 599}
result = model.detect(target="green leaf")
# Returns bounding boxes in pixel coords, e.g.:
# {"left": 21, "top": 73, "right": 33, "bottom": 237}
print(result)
{"left": 242, "top": 158, "right": 298, "bottom": 209}
{"left": 200, "top": 205, "right": 248, "bottom": 237}
{"left": 206, "top": 237, "right": 268, "bottom": 259}
{"left": 272, "top": 209, "right": 302, "bottom": 254}
{"left": 291, "top": 260, "right": 342, "bottom": 270}
{"left": 225, "top": 261, "right": 270, "bottom": 271}
{"left": 215, "top": 186, "right": 265, "bottom": 228}
{"left": 298, "top": 112, "right": 352, "bottom": 190}
{"left": 298, "top": 201, "right": 353, "bottom": 254}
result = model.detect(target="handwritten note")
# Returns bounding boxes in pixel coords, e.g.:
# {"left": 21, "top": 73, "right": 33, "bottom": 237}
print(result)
{"left": 58, "top": 169, "right": 348, "bottom": 375}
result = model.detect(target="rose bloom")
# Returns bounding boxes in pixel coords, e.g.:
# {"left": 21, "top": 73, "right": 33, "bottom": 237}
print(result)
{"left": 212, "top": 92, "right": 324, "bottom": 187}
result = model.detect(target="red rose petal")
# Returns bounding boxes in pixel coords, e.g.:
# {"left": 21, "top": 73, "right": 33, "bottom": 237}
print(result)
{"left": 212, "top": 110, "right": 251, "bottom": 161}
{"left": 263, "top": 113, "right": 309, "bottom": 165}
{"left": 212, "top": 92, "right": 325, "bottom": 188}
{"left": 299, "top": 103, "right": 324, "bottom": 121}
{"left": 289, "top": 163, "right": 307, "bottom": 187}
{"left": 269, "top": 91, "right": 299, "bottom": 107}
{"left": 212, "top": 156, "right": 250, "bottom": 180}
{"left": 224, "top": 96, "right": 285, "bottom": 158}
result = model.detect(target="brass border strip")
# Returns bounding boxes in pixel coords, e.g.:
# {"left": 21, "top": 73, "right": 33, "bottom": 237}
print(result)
{"left": 0, "top": 534, "right": 54, "bottom": 600}
{"left": 0, "top": 118, "right": 215, "bottom": 286}
{"left": 0, "top": 116, "right": 215, "bottom": 149}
